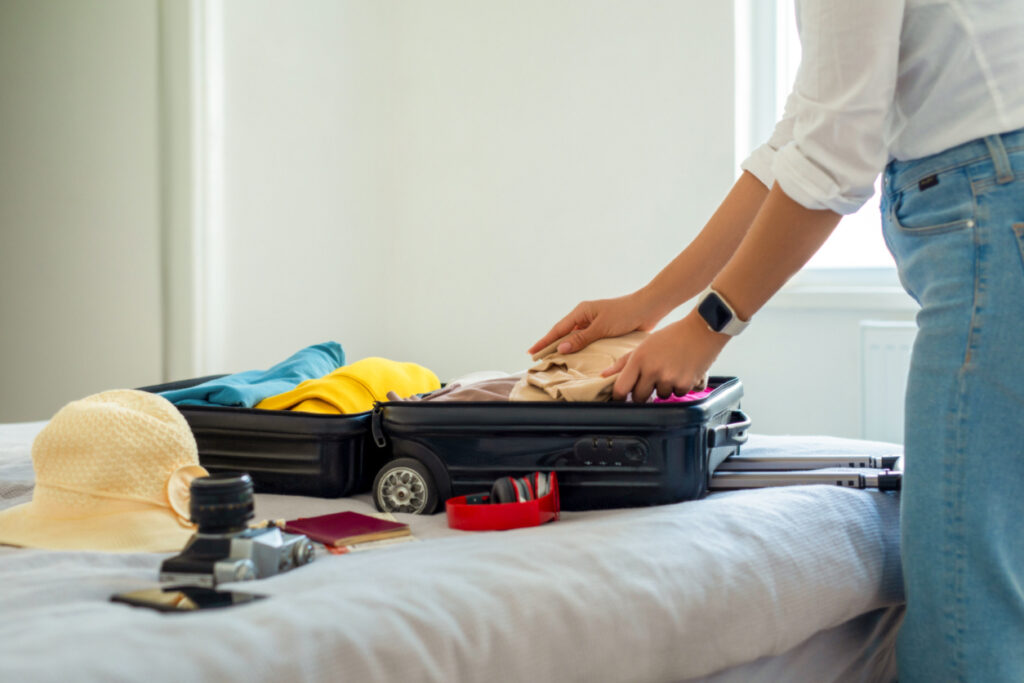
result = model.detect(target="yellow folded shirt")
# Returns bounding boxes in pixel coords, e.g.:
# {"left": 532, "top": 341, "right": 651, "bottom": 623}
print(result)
{"left": 256, "top": 357, "right": 440, "bottom": 414}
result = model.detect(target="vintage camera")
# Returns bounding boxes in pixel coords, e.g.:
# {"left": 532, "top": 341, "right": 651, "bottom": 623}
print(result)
{"left": 160, "top": 472, "right": 315, "bottom": 588}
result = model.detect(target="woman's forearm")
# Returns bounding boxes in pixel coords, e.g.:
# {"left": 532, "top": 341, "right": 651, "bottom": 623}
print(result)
{"left": 637, "top": 171, "right": 770, "bottom": 319}
{"left": 710, "top": 182, "right": 842, "bottom": 322}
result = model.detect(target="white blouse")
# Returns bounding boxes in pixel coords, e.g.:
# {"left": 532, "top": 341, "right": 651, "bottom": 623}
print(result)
{"left": 742, "top": 0, "right": 1024, "bottom": 215}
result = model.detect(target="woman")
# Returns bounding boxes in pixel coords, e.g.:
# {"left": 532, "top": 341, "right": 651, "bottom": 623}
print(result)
{"left": 530, "top": 2, "right": 1024, "bottom": 680}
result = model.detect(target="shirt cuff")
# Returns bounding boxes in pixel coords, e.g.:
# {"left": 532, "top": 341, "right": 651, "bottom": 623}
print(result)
{"left": 773, "top": 143, "right": 871, "bottom": 215}
{"left": 740, "top": 143, "right": 777, "bottom": 191}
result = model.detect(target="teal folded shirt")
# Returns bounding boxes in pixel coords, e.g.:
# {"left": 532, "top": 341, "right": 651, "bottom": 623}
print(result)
{"left": 161, "top": 342, "right": 344, "bottom": 408}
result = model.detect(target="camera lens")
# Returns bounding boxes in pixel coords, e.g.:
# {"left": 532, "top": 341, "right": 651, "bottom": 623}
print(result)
{"left": 190, "top": 472, "right": 255, "bottom": 534}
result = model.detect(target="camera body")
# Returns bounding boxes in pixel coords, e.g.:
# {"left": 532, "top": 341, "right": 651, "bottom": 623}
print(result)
{"left": 160, "top": 525, "right": 315, "bottom": 587}
{"left": 159, "top": 472, "right": 314, "bottom": 588}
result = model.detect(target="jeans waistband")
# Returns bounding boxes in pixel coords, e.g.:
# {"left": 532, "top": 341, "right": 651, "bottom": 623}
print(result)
{"left": 886, "top": 127, "right": 1024, "bottom": 194}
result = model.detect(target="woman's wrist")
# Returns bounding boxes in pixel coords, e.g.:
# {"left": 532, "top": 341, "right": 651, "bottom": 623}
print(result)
{"left": 632, "top": 283, "right": 676, "bottom": 327}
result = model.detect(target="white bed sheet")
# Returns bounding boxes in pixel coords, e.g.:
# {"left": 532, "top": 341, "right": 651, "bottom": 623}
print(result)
{"left": 0, "top": 422, "right": 903, "bottom": 682}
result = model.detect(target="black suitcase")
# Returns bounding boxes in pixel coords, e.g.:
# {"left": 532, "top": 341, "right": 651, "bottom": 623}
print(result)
{"left": 144, "top": 375, "right": 748, "bottom": 512}
{"left": 141, "top": 376, "right": 383, "bottom": 498}
{"left": 370, "top": 376, "right": 749, "bottom": 513}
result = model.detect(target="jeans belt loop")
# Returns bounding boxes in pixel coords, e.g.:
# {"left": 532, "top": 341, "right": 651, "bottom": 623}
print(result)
{"left": 983, "top": 134, "right": 1015, "bottom": 184}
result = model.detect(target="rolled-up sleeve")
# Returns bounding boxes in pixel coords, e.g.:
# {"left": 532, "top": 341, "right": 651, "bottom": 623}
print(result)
{"left": 742, "top": 0, "right": 906, "bottom": 215}
{"left": 741, "top": 90, "right": 799, "bottom": 191}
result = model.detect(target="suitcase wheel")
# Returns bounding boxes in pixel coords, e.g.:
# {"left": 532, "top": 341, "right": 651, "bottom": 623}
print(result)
{"left": 373, "top": 457, "right": 439, "bottom": 515}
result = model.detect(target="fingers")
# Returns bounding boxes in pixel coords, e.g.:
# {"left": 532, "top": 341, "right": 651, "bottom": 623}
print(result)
{"left": 528, "top": 306, "right": 592, "bottom": 355}
{"left": 632, "top": 374, "right": 657, "bottom": 405}
{"left": 600, "top": 353, "right": 629, "bottom": 378}
{"left": 611, "top": 354, "right": 640, "bottom": 401}
{"left": 557, "top": 327, "right": 602, "bottom": 355}
{"left": 655, "top": 381, "right": 676, "bottom": 400}
{"left": 616, "top": 370, "right": 696, "bottom": 402}
{"left": 527, "top": 324, "right": 573, "bottom": 356}
{"left": 609, "top": 349, "right": 700, "bottom": 402}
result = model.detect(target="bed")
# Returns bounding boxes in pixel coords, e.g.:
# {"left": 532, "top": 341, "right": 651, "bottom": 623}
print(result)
{"left": 0, "top": 419, "right": 903, "bottom": 682}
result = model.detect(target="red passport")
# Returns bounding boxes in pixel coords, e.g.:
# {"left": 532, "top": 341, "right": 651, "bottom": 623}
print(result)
{"left": 283, "top": 511, "right": 410, "bottom": 547}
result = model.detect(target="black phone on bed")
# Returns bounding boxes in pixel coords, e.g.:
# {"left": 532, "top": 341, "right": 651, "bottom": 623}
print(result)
{"left": 110, "top": 586, "right": 267, "bottom": 613}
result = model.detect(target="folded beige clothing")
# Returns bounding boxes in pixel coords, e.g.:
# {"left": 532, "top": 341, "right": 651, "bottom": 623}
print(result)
{"left": 510, "top": 331, "right": 649, "bottom": 402}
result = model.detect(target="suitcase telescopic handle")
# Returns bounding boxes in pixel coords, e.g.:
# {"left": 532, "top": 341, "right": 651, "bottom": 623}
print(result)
{"left": 707, "top": 410, "right": 750, "bottom": 449}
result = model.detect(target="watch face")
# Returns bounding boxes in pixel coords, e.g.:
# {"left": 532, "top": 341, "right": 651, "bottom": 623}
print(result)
{"left": 698, "top": 293, "right": 733, "bottom": 332}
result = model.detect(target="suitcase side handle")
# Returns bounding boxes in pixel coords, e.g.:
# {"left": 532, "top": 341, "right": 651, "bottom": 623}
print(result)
{"left": 371, "top": 405, "right": 387, "bottom": 448}
{"left": 707, "top": 410, "right": 750, "bottom": 449}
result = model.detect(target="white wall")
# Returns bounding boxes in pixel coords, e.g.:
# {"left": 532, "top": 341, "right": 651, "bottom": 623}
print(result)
{"left": 212, "top": 0, "right": 920, "bottom": 440}
{"left": 215, "top": 0, "right": 736, "bottom": 380}
{"left": 213, "top": 0, "right": 399, "bottom": 374}
{"left": 1, "top": 0, "right": 917, "bottom": 437}
{"left": 0, "top": 0, "right": 164, "bottom": 422}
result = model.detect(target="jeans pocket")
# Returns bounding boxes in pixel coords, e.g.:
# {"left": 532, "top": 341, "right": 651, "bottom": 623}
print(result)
{"left": 891, "top": 167, "right": 977, "bottom": 236}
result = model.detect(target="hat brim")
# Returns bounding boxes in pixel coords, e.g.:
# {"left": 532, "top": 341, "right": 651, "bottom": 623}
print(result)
{"left": 0, "top": 501, "right": 196, "bottom": 554}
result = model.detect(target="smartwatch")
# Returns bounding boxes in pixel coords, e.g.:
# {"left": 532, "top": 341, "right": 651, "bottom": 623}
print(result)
{"left": 696, "top": 287, "right": 749, "bottom": 336}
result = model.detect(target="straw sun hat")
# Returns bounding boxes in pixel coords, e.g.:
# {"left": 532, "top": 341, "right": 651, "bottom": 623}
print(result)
{"left": 0, "top": 389, "right": 209, "bottom": 553}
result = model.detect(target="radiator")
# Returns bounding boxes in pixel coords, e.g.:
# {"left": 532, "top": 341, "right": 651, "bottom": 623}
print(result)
{"left": 860, "top": 321, "right": 917, "bottom": 444}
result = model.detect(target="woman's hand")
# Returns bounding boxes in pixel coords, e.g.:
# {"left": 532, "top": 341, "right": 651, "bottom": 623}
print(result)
{"left": 527, "top": 290, "right": 665, "bottom": 356}
{"left": 601, "top": 310, "right": 729, "bottom": 401}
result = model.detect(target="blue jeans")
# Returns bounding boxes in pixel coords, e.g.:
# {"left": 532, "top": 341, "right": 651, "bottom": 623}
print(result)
{"left": 882, "top": 128, "right": 1024, "bottom": 682}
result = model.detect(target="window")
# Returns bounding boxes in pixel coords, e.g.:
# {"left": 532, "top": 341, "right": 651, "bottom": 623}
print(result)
{"left": 735, "top": 0, "right": 897, "bottom": 271}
